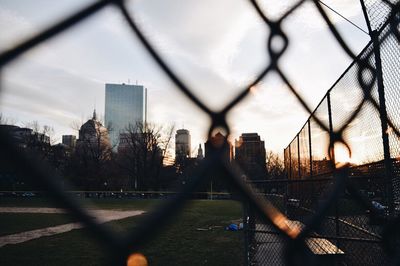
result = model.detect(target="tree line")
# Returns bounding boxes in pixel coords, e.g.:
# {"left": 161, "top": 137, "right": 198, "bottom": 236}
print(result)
{"left": 0, "top": 116, "right": 285, "bottom": 192}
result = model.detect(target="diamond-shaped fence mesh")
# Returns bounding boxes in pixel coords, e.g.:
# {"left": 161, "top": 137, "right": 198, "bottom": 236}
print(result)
{"left": 309, "top": 96, "right": 332, "bottom": 177}
{"left": 299, "top": 123, "right": 310, "bottom": 179}
{"left": 364, "top": 0, "right": 398, "bottom": 31}
{"left": 330, "top": 42, "right": 384, "bottom": 165}
{"left": 1, "top": 0, "right": 400, "bottom": 265}
{"left": 278, "top": 1, "right": 400, "bottom": 265}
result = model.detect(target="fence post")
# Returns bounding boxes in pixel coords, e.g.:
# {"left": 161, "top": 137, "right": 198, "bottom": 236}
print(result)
{"left": 326, "top": 92, "right": 334, "bottom": 163}
{"left": 288, "top": 144, "right": 292, "bottom": 180}
{"left": 360, "top": 0, "right": 395, "bottom": 215}
{"left": 287, "top": 145, "right": 291, "bottom": 206}
{"left": 308, "top": 120, "right": 314, "bottom": 205}
{"left": 297, "top": 135, "right": 301, "bottom": 179}
{"left": 308, "top": 120, "right": 313, "bottom": 178}
{"left": 359, "top": 0, "right": 373, "bottom": 36}
{"left": 327, "top": 91, "right": 340, "bottom": 246}
{"left": 371, "top": 30, "right": 395, "bottom": 214}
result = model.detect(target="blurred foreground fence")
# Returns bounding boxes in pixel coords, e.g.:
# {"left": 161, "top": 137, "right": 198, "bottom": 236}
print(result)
{"left": 1, "top": 0, "right": 400, "bottom": 265}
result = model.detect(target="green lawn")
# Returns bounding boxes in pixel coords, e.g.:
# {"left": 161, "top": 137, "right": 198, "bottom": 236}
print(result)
{"left": 0, "top": 199, "right": 244, "bottom": 266}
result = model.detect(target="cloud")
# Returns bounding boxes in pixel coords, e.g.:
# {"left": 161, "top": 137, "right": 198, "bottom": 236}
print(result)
{"left": 0, "top": 0, "right": 372, "bottom": 153}
{"left": 0, "top": 7, "right": 33, "bottom": 51}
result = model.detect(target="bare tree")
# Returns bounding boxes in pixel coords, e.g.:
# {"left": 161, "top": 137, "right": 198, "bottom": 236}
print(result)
{"left": 19, "top": 121, "right": 55, "bottom": 161}
{"left": 266, "top": 151, "right": 285, "bottom": 179}
{"left": 70, "top": 119, "right": 83, "bottom": 134}
{"left": 23, "top": 120, "right": 57, "bottom": 144}
{"left": 117, "top": 122, "right": 174, "bottom": 190}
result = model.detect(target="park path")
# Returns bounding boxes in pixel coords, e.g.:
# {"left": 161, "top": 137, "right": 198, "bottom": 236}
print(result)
{"left": 0, "top": 207, "right": 145, "bottom": 247}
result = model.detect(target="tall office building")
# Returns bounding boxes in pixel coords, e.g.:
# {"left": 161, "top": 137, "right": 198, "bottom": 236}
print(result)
{"left": 235, "top": 133, "right": 266, "bottom": 180}
{"left": 62, "top": 135, "right": 76, "bottom": 149}
{"left": 175, "top": 129, "right": 191, "bottom": 163}
{"left": 105, "top": 83, "right": 147, "bottom": 148}
{"left": 204, "top": 132, "right": 233, "bottom": 161}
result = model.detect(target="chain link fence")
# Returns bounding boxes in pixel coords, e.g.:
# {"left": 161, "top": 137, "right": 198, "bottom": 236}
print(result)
{"left": 245, "top": 0, "right": 400, "bottom": 265}
{"left": 0, "top": 0, "right": 400, "bottom": 265}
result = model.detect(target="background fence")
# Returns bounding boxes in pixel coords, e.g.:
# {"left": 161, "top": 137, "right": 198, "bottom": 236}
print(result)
{"left": 245, "top": 178, "right": 390, "bottom": 266}
{"left": 1, "top": 0, "right": 400, "bottom": 265}
{"left": 284, "top": 0, "right": 400, "bottom": 211}
{"left": 244, "top": 1, "right": 400, "bottom": 265}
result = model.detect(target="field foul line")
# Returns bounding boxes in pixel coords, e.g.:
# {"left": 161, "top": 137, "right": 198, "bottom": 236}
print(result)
{"left": 0, "top": 209, "right": 145, "bottom": 247}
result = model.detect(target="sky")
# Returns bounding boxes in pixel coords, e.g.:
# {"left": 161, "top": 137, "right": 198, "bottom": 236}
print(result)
{"left": 0, "top": 0, "right": 371, "bottom": 157}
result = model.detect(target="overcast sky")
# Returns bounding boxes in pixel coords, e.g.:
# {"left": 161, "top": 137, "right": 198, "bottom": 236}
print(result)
{"left": 0, "top": 0, "right": 371, "bottom": 156}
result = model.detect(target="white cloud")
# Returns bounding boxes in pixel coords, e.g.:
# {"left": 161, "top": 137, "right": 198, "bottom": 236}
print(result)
{"left": 0, "top": 7, "right": 33, "bottom": 51}
{"left": 0, "top": 0, "right": 372, "bottom": 153}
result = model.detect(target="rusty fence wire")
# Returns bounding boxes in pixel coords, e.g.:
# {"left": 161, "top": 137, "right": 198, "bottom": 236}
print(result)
{"left": 0, "top": 0, "right": 400, "bottom": 265}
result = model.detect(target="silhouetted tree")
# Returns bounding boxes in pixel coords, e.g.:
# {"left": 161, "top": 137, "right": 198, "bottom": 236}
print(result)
{"left": 117, "top": 122, "right": 174, "bottom": 190}
{"left": 266, "top": 151, "right": 285, "bottom": 180}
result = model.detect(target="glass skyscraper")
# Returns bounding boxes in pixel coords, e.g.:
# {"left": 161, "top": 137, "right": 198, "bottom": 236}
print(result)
{"left": 105, "top": 83, "right": 147, "bottom": 148}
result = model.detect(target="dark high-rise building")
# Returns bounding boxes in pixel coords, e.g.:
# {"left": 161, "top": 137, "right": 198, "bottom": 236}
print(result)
{"left": 235, "top": 133, "right": 266, "bottom": 180}
{"left": 203, "top": 132, "right": 233, "bottom": 192}
{"left": 62, "top": 135, "right": 76, "bottom": 149}
{"left": 204, "top": 132, "right": 233, "bottom": 161}
{"left": 175, "top": 129, "right": 191, "bottom": 162}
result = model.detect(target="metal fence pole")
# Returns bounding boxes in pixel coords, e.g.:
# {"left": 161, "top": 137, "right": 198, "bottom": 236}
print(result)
{"left": 327, "top": 92, "right": 334, "bottom": 164}
{"left": 284, "top": 147, "right": 287, "bottom": 178}
{"left": 327, "top": 91, "right": 340, "bottom": 248}
{"left": 372, "top": 29, "right": 395, "bottom": 214}
{"left": 360, "top": 0, "right": 395, "bottom": 216}
{"left": 288, "top": 145, "right": 292, "bottom": 180}
{"left": 297, "top": 135, "right": 301, "bottom": 179}
{"left": 308, "top": 120, "right": 313, "bottom": 178}
{"left": 297, "top": 135, "right": 301, "bottom": 201}
{"left": 359, "top": 0, "right": 373, "bottom": 36}
{"left": 287, "top": 145, "right": 292, "bottom": 206}
{"left": 308, "top": 120, "right": 314, "bottom": 206}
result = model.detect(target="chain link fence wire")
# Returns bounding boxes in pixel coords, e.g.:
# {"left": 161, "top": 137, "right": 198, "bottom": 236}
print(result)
{"left": 364, "top": 0, "right": 398, "bottom": 31}
{"left": 310, "top": 96, "right": 332, "bottom": 176}
{"left": 0, "top": 0, "right": 400, "bottom": 265}
{"left": 277, "top": 1, "right": 400, "bottom": 265}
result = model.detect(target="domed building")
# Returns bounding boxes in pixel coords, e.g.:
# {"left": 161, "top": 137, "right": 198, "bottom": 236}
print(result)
{"left": 76, "top": 110, "right": 111, "bottom": 158}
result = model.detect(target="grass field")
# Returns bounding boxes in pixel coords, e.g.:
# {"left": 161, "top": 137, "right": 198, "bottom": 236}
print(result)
{"left": 0, "top": 198, "right": 244, "bottom": 266}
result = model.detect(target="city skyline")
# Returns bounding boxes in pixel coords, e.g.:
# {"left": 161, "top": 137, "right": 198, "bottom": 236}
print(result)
{"left": 0, "top": 0, "right": 370, "bottom": 155}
